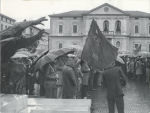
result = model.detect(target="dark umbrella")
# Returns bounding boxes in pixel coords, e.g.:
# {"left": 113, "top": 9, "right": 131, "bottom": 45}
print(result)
{"left": 34, "top": 53, "right": 57, "bottom": 70}
{"left": 51, "top": 48, "right": 74, "bottom": 57}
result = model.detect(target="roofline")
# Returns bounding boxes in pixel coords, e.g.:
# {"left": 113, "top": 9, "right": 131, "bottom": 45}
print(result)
{"left": 86, "top": 3, "right": 129, "bottom": 16}
{"left": 0, "top": 13, "right": 16, "bottom": 21}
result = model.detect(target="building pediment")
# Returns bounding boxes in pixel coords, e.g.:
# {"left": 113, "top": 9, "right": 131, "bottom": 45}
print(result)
{"left": 86, "top": 3, "right": 128, "bottom": 15}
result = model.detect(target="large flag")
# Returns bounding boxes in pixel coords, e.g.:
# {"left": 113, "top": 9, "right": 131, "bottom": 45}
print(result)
{"left": 81, "top": 19, "right": 118, "bottom": 70}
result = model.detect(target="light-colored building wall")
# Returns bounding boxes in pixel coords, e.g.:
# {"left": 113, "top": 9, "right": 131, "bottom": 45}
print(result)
{"left": 0, "top": 13, "right": 16, "bottom": 31}
{"left": 49, "top": 3, "right": 150, "bottom": 53}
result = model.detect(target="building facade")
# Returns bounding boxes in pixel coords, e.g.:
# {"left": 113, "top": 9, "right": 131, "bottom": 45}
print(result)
{"left": 49, "top": 3, "right": 150, "bottom": 53}
{"left": 0, "top": 13, "right": 16, "bottom": 31}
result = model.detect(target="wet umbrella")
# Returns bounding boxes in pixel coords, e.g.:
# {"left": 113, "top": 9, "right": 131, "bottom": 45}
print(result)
{"left": 138, "top": 51, "right": 150, "bottom": 58}
{"left": 50, "top": 48, "right": 75, "bottom": 57}
{"left": 65, "top": 45, "right": 83, "bottom": 58}
{"left": 34, "top": 53, "right": 57, "bottom": 70}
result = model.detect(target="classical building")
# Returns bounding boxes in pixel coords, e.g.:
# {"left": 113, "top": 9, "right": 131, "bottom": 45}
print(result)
{"left": 49, "top": 3, "right": 150, "bottom": 53}
{"left": 0, "top": 13, "right": 16, "bottom": 31}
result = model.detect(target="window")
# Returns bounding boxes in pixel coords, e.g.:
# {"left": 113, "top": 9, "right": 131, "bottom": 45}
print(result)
{"left": 149, "top": 44, "right": 150, "bottom": 52}
{"left": 103, "top": 20, "right": 109, "bottom": 32}
{"left": 135, "top": 25, "right": 139, "bottom": 33}
{"left": 73, "top": 17, "right": 77, "bottom": 19}
{"left": 134, "top": 44, "right": 141, "bottom": 51}
{"left": 59, "top": 17, "right": 63, "bottom": 19}
{"left": 5, "top": 25, "right": 7, "bottom": 29}
{"left": 115, "top": 20, "right": 121, "bottom": 33}
{"left": 59, "top": 43, "right": 62, "bottom": 48}
{"left": 73, "top": 25, "right": 77, "bottom": 33}
{"left": 1, "top": 16, "right": 3, "bottom": 21}
{"left": 149, "top": 25, "right": 150, "bottom": 34}
{"left": 1, "top": 24, "right": 3, "bottom": 30}
{"left": 59, "top": 25, "right": 63, "bottom": 34}
{"left": 116, "top": 41, "right": 120, "bottom": 48}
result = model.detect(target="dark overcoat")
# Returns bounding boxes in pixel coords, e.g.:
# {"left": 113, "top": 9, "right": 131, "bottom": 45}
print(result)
{"left": 62, "top": 65, "right": 77, "bottom": 98}
{"left": 103, "top": 66, "right": 126, "bottom": 98}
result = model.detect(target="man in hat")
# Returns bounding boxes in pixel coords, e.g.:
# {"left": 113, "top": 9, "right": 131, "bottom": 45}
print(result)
{"left": 102, "top": 60, "right": 127, "bottom": 113}
{"left": 62, "top": 54, "right": 77, "bottom": 99}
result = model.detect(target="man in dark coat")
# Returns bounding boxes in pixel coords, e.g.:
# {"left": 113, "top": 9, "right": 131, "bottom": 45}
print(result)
{"left": 102, "top": 61, "right": 127, "bottom": 113}
{"left": 62, "top": 54, "right": 77, "bottom": 99}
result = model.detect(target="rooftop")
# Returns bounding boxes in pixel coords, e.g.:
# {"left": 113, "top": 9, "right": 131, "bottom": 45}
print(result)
{"left": 49, "top": 3, "right": 150, "bottom": 18}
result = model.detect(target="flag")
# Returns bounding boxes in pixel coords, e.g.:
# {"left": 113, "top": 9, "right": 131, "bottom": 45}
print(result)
{"left": 81, "top": 19, "right": 118, "bottom": 70}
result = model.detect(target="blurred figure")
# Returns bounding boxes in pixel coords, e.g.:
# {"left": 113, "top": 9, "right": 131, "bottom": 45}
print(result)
{"left": 62, "top": 54, "right": 77, "bottom": 99}
{"left": 55, "top": 57, "right": 65, "bottom": 98}
{"left": 145, "top": 58, "right": 150, "bottom": 87}
{"left": 43, "top": 63, "right": 57, "bottom": 98}
{"left": 80, "top": 60, "right": 90, "bottom": 99}
{"left": 135, "top": 59, "right": 144, "bottom": 80}
{"left": 102, "top": 61, "right": 127, "bottom": 113}
{"left": 128, "top": 58, "right": 135, "bottom": 79}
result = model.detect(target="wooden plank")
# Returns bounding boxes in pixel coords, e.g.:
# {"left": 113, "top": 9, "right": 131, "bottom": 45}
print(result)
{"left": 1, "top": 94, "right": 27, "bottom": 113}
{"left": 28, "top": 98, "right": 91, "bottom": 107}
{"left": 30, "top": 110, "right": 90, "bottom": 113}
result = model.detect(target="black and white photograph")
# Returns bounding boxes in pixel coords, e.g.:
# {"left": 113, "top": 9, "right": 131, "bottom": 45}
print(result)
{"left": 0, "top": 0, "right": 150, "bottom": 113}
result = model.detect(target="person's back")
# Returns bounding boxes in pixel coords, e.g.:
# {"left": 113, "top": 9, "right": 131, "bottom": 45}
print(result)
{"left": 103, "top": 66, "right": 126, "bottom": 97}
{"left": 103, "top": 65, "right": 126, "bottom": 113}
{"left": 62, "top": 65, "right": 77, "bottom": 98}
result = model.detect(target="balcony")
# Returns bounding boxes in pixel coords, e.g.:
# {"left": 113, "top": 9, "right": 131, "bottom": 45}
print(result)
{"left": 101, "top": 31, "right": 114, "bottom": 36}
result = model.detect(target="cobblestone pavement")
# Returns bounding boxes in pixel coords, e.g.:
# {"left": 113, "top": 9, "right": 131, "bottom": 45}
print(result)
{"left": 90, "top": 79, "right": 150, "bottom": 113}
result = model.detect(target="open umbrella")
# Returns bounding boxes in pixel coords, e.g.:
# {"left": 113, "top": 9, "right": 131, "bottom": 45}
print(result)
{"left": 50, "top": 48, "right": 74, "bottom": 57}
{"left": 138, "top": 51, "right": 150, "bottom": 58}
{"left": 11, "top": 50, "right": 33, "bottom": 58}
{"left": 65, "top": 45, "right": 83, "bottom": 58}
{"left": 34, "top": 53, "right": 57, "bottom": 70}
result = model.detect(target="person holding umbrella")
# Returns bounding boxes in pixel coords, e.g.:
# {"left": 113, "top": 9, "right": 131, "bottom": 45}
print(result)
{"left": 102, "top": 57, "right": 127, "bottom": 113}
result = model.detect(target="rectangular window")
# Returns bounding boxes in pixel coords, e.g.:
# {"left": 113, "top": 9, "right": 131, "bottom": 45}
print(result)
{"left": 1, "top": 24, "right": 3, "bottom": 30}
{"left": 135, "top": 44, "right": 139, "bottom": 49}
{"left": 59, "top": 43, "right": 62, "bottom": 48}
{"left": 149, "top": 26, "right": 150, "bottom": 34}
{"left": 135, "top": 25, "right": 139, "bottom": 33}
{"left": 59, "top": 25, "right": 63, "bottom": 34}
{"left": 73, "top": 25, "right": 77, "bottom": 33}
{"left": 134, "top": 44, "right": 141, "bottom": 51}
{"left": 1, "top": 16, "right": 3, "bottom": 21}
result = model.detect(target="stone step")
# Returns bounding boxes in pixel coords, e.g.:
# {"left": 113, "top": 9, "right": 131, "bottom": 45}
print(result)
{"left": 1, "top": 94, "right": 27, "bottom": 113}
{"left": 19, "top": 106, "right": 90, "bottom": 113}
{"left": 28, "top": 98, "right": 91, "bottom": 107}
{"left": 30, "top": 110, "right": 90, "bottom": 113}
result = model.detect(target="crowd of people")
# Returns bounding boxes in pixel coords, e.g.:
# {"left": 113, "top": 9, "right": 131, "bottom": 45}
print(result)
{"left": 122, "top": 56, "right": 150, "bottom": 87}
{"left": 27, "top": 53, "right": 94, "bottom": 99}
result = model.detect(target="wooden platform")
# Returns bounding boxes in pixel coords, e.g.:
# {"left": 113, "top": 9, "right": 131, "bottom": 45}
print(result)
{"left": 1, "top": 94, "right": 91, "bottom": 113}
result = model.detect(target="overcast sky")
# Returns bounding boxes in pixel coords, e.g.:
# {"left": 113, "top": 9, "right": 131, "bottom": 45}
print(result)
{"left": 1, "top": 0, "right": 150, "bottom": 29}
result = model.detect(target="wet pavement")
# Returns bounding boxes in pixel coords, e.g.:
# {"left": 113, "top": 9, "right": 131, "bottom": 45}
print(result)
{"left": 90, "top": 79, "right": 150, "bottom": 113}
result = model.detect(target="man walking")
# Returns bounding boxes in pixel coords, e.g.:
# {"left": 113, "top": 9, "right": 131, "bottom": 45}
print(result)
{"left": 102, "top": 61, "right": 127, "bottom": 113}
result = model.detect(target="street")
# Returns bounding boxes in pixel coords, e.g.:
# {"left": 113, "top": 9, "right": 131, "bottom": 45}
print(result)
{"left": 90, "top": 79, "right": 150, "bottom": 113}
